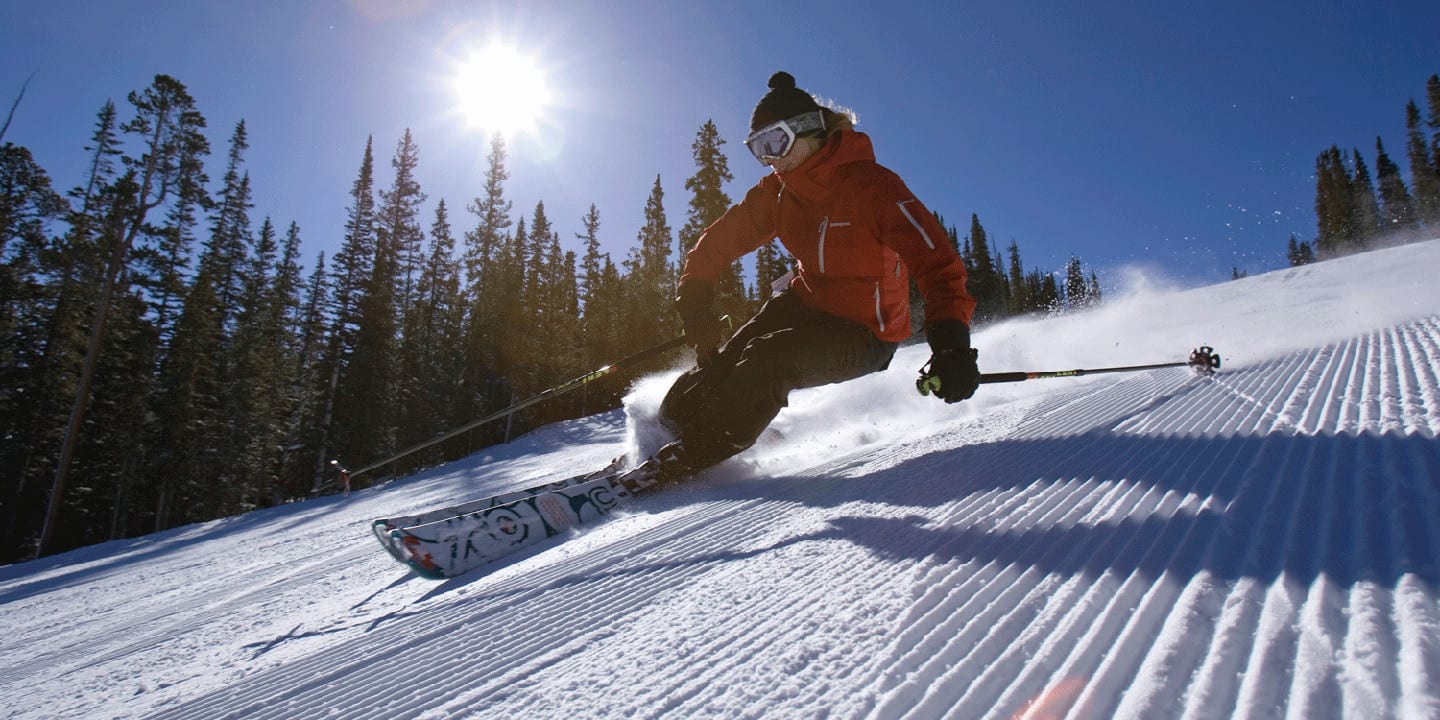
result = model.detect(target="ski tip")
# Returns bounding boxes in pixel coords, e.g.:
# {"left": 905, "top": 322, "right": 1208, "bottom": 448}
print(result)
{"left": 390, "top": 529, "right": 449, "bottom": 579}
{"left": 407, "top": 562, "right": 449, "bottom": 580}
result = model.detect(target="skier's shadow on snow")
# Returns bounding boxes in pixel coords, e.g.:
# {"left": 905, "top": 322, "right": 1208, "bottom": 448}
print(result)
{"left": 737, "top": 427, "right": 1440, "bottom": 590}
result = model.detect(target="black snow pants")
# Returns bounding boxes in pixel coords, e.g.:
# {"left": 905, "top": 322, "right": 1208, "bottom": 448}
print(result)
{"left": 658, "top": 290, "right": 898, "bottom": 470}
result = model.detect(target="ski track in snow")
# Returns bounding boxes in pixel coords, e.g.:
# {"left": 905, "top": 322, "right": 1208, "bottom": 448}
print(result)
{"left": 3, "top": 240, "right": 1440, "bottom": 719}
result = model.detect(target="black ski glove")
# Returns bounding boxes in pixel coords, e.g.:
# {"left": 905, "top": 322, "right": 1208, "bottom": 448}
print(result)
{"left": 676, "top": 281, "right": 720, "bottom": 364}
{"left": 923, "top": 319, "right": 980, "bottom": 404}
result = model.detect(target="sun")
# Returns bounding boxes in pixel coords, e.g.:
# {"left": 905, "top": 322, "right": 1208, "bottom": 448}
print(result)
{"left": 450, "top": 44, "right": 552, "bottom": 137}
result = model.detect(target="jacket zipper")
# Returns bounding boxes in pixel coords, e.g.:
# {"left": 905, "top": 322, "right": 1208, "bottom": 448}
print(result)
{"left": 896, "top": 199, "right": 935, "bottom": 250}
{"left": 817, "top": 216, "right": 850, "bottom": 274}
{"left": 874, "top": 282, "right": 885, "bottom": 333}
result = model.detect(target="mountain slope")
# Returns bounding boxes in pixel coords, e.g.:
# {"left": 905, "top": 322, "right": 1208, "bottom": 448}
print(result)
{"left": 2, "top": 239, "right": 1438, "bottom": 719}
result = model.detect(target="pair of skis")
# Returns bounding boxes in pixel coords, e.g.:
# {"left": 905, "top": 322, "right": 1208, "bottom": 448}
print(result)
{"left": 371, "top": 453, "right": 675, "bottom": 579}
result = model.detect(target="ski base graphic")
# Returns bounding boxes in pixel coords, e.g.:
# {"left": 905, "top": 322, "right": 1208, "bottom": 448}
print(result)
{"left": 375, "top": 455, "right": 673, "bottom": 578}
{"left": 370, "top": 456, "right": 626, "bottom": 563}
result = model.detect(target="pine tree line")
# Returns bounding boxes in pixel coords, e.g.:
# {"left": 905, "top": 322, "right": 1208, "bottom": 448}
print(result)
{"left": 926, "top": 212, "right": 1101, "bottom": 334}
{"left": 1297, "top": 72, "right": 1440, "bottom": 263}
{"left": 1, "top": 74, "right": 1100, "bottom": 562}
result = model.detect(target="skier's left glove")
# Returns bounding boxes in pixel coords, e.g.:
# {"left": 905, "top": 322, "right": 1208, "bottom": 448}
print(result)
{"left": 676, "top": 281, "right": 721, "bottom": 365}
{"left": 922, "top": 319, "right": 980, "bottom": 404}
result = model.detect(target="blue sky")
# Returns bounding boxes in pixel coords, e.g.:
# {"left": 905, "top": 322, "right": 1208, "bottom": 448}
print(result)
{"left": 3, "top": 1, "right": 1437, "bottom": 288}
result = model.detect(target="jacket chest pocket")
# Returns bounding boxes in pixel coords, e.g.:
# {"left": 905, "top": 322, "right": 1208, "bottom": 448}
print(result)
{"left": 816, "top": 215, "right": 854, "bottom": 274}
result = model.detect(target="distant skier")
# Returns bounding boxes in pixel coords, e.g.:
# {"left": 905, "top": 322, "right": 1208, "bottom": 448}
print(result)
{"left": 330, "top": 459, "right": 351, "bottom": 496}
{"left": 650, "top": 71, "right": 980, "bottom": 480}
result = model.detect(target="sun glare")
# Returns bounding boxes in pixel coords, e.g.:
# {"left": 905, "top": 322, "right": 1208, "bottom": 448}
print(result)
{"left": 451, "top": 44, "right": 552, "bottom": 137}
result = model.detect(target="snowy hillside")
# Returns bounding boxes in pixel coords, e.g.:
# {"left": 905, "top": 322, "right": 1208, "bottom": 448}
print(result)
{"left": 3, "top": 239, "right": 1439, "bottom": 719}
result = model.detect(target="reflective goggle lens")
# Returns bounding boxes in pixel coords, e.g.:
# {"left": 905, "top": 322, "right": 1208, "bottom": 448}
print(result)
{"left": 746, "top": 125, "right": 794, "bottom": 161}
{"left": 745, "top": 111, "right": 825, "bottom": 163}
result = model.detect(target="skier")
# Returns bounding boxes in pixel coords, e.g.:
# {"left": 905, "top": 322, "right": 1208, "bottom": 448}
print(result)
{"left": 648, "top": 70, "right": 980, "bottom": 481}
{"left": 330, "top": 459, "right": 351, "bottom": 496}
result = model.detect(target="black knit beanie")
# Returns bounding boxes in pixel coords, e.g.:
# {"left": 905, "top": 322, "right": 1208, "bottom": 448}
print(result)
{"left": 750, "top": 71, "right": 823, "bottom": 132}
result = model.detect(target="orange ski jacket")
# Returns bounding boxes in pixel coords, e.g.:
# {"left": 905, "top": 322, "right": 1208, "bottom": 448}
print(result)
{"left": 680, "top": 130, "right": 975, "bottom": 343}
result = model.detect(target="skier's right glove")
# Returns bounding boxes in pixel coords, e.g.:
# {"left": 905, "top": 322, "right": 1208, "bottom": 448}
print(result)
{"left": 676, "top": 281, "right": 721, "bottom": 366}
{"left": 921, "top": 319, "right": 980, "bottom": 404}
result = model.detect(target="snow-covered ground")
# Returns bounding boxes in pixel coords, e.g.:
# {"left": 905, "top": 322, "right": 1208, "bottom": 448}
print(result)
{"left": 3, "top": 239, "right": 1439, "bottom": 719}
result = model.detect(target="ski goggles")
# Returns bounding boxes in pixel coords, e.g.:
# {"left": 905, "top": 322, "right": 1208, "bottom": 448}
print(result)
{"left": 745, "top": 111, "right": 826, "bottom": 164}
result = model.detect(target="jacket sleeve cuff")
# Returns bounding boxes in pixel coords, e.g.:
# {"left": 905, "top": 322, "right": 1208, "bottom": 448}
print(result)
{"left": 925, "top": 319, "right": 971, "bottom": 354}
{"left": 676, "top": 279, "right": 715, "bottom": 306}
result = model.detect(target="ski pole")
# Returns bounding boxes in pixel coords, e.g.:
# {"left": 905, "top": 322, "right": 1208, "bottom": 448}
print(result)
{"left": 350, "top": 332, "right": 693, "bottom": 480}
{"left": 917, "top": 346, "right": 1221, "bottom": 396}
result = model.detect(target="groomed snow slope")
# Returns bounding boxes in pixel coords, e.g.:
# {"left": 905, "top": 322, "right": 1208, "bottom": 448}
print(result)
{"left": 2, "top": 239, "right": 1439, "bottom": 719}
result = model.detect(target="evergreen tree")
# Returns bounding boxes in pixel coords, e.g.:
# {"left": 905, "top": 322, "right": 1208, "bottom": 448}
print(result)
{"left": 1034, "top": 271, "right": 1061, "bottom": 313}
{"left": 338, "top": 136, "right": 406, "bottom": 466}
{"left": 41, "top": 75, "right": 209, "bottom": 556}
{"left": 1063, "top": 256, "right": 1089, "bottom": 310}
{"left": 577, "top": 204, "right": 611, "bottom": 365}
{"left": 461, "top": 135, "right": 513, "bottom": 420}
{"left": 150, "top": 121, "right": 255, "bottom": 523}
{"left": 34, "top": 105, "right": 125, "bottom": 471}
{"left": 283, "top": 252, "right": 329, "bottom": 496}
{"left": 201, "top": 121, "right": 254, "bottom": 325}
{"left": 1314, "top": 146, "right": 1358, "bottom": 256}
{"left": 377, "top": 130, "right": 426, "bottom": 319}
{"left": 1350, "top": 148, "right": 1380, "bottom": 245}
{"left": 153, "top": 256, "right": 226, "bottom": 528}
{"left": 230, "top": 217, "right": 287, "bottom": 510}
{"left": 273, "top": 223, "right": 305, "bottom": 350}
{"left": 624, "top": 175, "right": 676, "bottom": 349}
{"left": 576, "top": 204, "right": 628, "bottom": 411}
{"left": 0, "top": 143, "right": 67, "bottom": 368}
{"left": 1005, "top": 241, "right": 1030, "bottom": 315}
{"left": 0, "top": 143, "right": 70, "bottom": 558}
{"left": 313, "top": 138, "right": 376, "bottom": 487}
{"left": 139, "top": 117, "right": 211, "bottom": 355}
{"left": 200, "top": 122, "right": 257, "bottom": 511}
{"left": 495, "top": 216, "right": 530, "bottom": 396}
{"left": 541, "top": 227, "right": 582, "bottom": 419}
{"left": 55, "top": 104, "right": 138, "bottom": 538}
{"left": 1405, "top": 100, "right": 1440, "bottom": 224}
{"left": 964, "top": 214, "right": 1003, "bottom": 323}
{"left": 516, "top": 202, "right": 558, "bottom": 397}
{"left": 680, "top": 120, "right": 742, "bottom": 318}
{"left": 597, "top": 256, "right": 623, "bottom": 350}
{"left": 373, "top": 131, "right": 428, "bottom": 455}
{"left": 266, "top": 221, "right": 307, "bottom": 495}
{"left": 227, "top": 217, "right": 305, "bottom": 508}
{"left": 1300, "top": 240, "right": 1315, "bottom": 265}
{"left": 400, "top": 200, "right": 465, "bottom": 464}
{"left": 994, "top": 245, "right": 1010, "bottom": 312}
{"left": 1429, "top": 74, "right": 1440, "bottom": 178}
{"left": 1374, "top": 137, "right": 1418, "bottom": 232}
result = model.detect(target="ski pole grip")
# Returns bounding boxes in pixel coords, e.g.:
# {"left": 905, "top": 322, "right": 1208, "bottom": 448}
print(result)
{"left": 916, "top": 373, "right": 942, "bottom": 396}
{"left": 980, "top": 371, "right": 1030, "bottom": 384}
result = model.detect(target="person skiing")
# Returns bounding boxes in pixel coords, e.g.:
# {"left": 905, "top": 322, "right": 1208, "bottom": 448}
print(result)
{"left": 646, "top": 70, "right": 980, "bottom": 480}
{"left": 330, "top": 459, "right": 351, "bottom": 496}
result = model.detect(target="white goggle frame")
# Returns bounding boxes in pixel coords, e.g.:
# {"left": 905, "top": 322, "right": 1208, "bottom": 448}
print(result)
{"left": 745, "top": 111, "right": 825, "bottom": 164}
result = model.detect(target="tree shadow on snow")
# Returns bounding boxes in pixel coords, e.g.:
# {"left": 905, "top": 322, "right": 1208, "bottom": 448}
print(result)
{"left": 741, "top": 427, "right": 1440, "bottom": 590}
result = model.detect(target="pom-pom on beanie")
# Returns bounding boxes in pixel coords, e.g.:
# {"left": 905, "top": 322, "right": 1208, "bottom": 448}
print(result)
{"left": 750, "top": 71, "right": 823, "bottom": 132}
